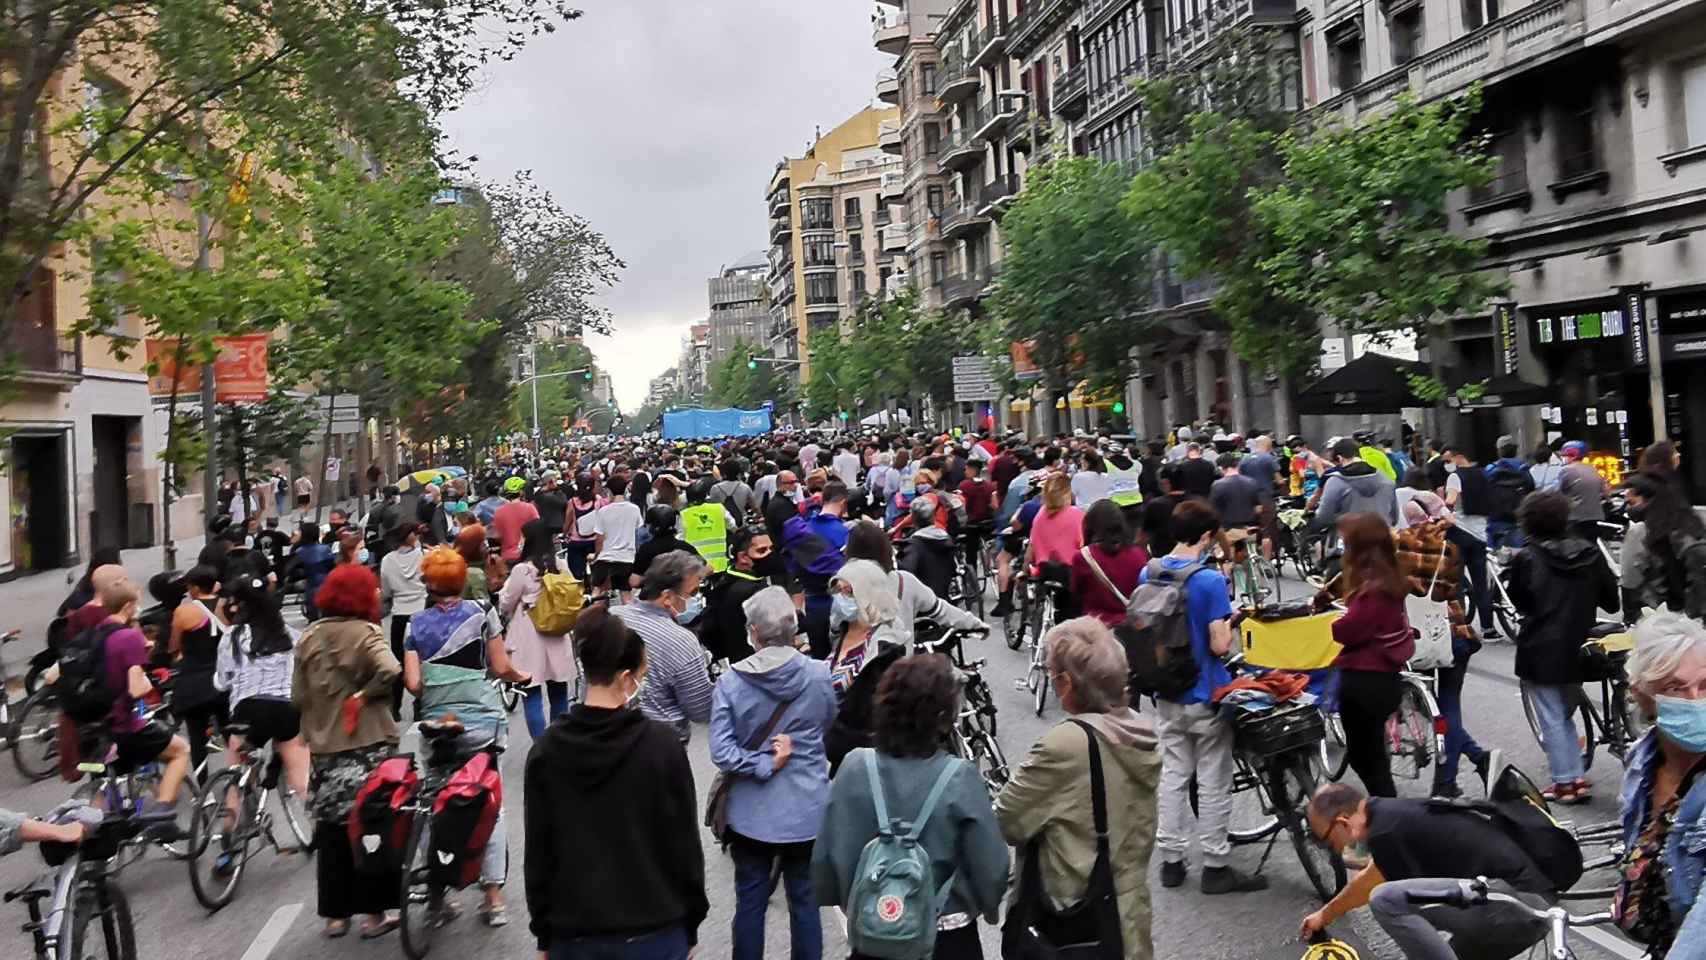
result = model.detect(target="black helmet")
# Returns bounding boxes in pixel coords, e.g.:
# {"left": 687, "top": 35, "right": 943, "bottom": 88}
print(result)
{"left": 687, "top": 476, "right": 716, "bottom": 504}
{"left": 645, "top": 504, "right": 679, "bottom": 533}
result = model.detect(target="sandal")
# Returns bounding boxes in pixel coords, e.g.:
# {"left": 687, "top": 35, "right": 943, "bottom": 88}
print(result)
{"left": 359, "top": 915, "right": 401, "bottom": 939}
{"left": 323, "top": 920, "right": 350, "bottom": 939}
{"left": 1571, "top": 778, "right": 1594, "bottom": 803}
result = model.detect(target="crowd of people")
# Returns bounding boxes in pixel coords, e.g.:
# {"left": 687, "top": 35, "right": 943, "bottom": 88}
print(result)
{"left": 5, "top": 420, "right": 1706, "bottom": 960}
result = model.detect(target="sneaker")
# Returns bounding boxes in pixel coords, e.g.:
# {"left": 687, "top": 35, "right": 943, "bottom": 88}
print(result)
{"left": 1201, "top": 866, "right": 1268, "bottom": 895}
{"left": 1430, "top": 779, "right": 1463, "bottom": 799}
{"left": 1159, "top": 860, "right": 1187, "bottom": 889}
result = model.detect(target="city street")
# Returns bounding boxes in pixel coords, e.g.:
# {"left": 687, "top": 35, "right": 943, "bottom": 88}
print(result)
{"left": 0, "top": 568, "right": 1650, "bottom": 960}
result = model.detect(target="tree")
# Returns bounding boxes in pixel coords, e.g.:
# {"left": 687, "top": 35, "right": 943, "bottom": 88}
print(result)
{"left": 707, "top": 341, "right": 786, "bottom": 410}
{"left": 804, "top": 327, "right": 857, "bottom": 423}
{"left": 518, "top": 338, "right": 596, "bottom": 440}
{"left": 217, "top": 387, "right": 320, "bottom": 482}
{"left": 2, "top": 0, "right": 583, "bottom": 332}
{"left": 990, "top": 157, "right": 1155, "bottom": 433}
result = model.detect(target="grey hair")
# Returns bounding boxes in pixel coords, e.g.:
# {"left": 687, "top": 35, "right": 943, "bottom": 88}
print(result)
{"left": 1045, "top": 617, "right": 1129, "bottom": 713}
{"left": 741, "top": 587, "right": 799, "bottom": 648}
{"left": 1628, "top": 610, "right": 1706, "bottom": 709}
{"left": 637, "top": 550, "right": 707, "bottom": 601}
{"left": 830, "top": 559, "right": 899, "bottom": 627}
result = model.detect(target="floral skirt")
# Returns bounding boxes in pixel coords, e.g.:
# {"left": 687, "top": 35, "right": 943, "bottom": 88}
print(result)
{"left": 307, "top": 743, "right": 398, "bottom": 824}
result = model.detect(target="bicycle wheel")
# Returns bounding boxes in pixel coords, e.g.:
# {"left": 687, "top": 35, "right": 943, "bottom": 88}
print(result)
{"left": 1492, "top": 595, "right": 1520, "bottom": 643}
{"left": 1002, "top": 588, "right": 1025, "bottom": 651}
{"left": 1387, "top": 682, "right": 1436, "bottom": 781}
{"left": 187, "top": 768, "right": 251, "bottom": 910}
{"left": 273, "top": 777, "right": 315, "bottom": 854}
{"left": 63, "top": 882, "right": 137, "bottom": 960}
{"left": 971, "top": 727, "right": 1011, "bottom": 795}
{"left": 1031, "top": 635, "right": 1051, "bottom": 717}
{"left": 129, "top": 767, "right": 197, "bottom": 861}
{"left": 12, "top": 687, "right": 61, "bottom": 782}
{"left": 1520, "top": 682, "right": 1596, "bottom": 772}
{"left": 1277, "top": 756, "right": 1347, "bottom": 902}
{"left": 501, "top": 684, "right": 522, "bottom": 714}
{"left": 963, "top": 563, "right": 985, "bottom": 620}
{"left": 1255, "top": 557, "right": 1282, "bottom": 603}
{"left": 1190, "top": 770, "right": 1281, "bottom": 844}
{"left": 399, "top": 811, "right": 440, "bottom": 960}
{"left": 1317, "top": 711, "right": 1350, "bottom": 782}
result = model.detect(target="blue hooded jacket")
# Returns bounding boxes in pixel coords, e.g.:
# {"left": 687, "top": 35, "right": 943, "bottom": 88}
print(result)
{"left": 781, "top": 503, "right": 848, "bottom": 596}
{"left": 709, "top": 647, "right": 838, "bottom": 844}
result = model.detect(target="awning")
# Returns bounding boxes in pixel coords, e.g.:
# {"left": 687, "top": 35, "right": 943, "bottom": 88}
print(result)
{"left": 1446, "top": 372, "right": 1550, "bottom": 410}
{"left": 1297, "top": 353, "right": 1445, "bottom": 415}
{"left": 1068, "top": 381, "right": 1119, "bottom": 409}
{"left": 1010, "top": 399, "right": 1032, "bottom": 412}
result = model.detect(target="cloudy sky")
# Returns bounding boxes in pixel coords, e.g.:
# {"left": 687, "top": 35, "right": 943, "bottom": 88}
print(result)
{"left": 444, "top": 1, "right": 888, "bottom": 412}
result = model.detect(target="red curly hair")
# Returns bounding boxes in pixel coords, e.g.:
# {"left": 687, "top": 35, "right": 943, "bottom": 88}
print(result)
{"left": 314, "top": 564, "right": 381, "bottom": 622}
{"left": 420, "top": 546, "right": 468, "bottom": 597}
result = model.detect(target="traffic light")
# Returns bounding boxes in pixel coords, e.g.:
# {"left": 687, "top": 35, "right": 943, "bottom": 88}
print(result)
{"left": 1112, "top": 401, "right": 1125, "bottom": 414}
{"left": 584, "top": 370, "right": 593, "bottom": 381}
{"left": 747, "top": 358, "right": 758, "bottom": 371}
{"left": 838, "top": 410, "right": 849, "bottom": 421}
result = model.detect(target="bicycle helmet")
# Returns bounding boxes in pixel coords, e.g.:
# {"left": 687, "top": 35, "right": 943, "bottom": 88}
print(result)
{"left": 503, "top": 475, "right": 526, "bottom": 494}
{"left": 645, "top": 504, "right": 679, "bottom": 534}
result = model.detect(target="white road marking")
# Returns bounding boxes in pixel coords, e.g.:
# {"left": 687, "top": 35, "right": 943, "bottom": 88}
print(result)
{"left": 1574, "top": 923, "right": 1646, "bottom": 960}
{"left": 238, "top": 902, "right": 302, "bottom": 960}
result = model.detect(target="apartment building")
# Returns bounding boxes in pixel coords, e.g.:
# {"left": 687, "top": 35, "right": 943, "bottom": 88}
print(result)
{"left": 764, "top": 106, "right": 902, "bottom": 379}
{"left": 646, "top": 368, "right": 681, "bottom": 407}
{"left": 707, "top": 251, "right": 769, "bottom": 367}
{"left": 678, "top": 324, "right": 711, "bottom": 400}
{"left": 1299, "top": 0, "right": 1706, "bottom": 495}
{"left": 1008, "top": 0, "right": 1091, "bottom": 161}
{"left": 875, "top": 0, "right": 956, "bottom": 306}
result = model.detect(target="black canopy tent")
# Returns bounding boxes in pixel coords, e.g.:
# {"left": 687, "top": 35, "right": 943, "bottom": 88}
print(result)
{"left": 1296, "top": 353, "right": 1442, "bottom": 415}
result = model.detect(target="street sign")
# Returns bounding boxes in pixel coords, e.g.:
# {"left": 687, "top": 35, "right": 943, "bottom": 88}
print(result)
{"left": 316, "top": 394, "right": 362, "bottom": 435}
{"left": 952, "top": 355, "right": 998, "bottom": 402}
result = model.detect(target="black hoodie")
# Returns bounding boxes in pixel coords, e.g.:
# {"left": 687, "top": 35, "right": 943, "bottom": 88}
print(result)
{"left": 1507, "top": 536, "right": 1619, "bottom": 685}
{"left": 523, "top": 704, "right": 708, "bottom": 950}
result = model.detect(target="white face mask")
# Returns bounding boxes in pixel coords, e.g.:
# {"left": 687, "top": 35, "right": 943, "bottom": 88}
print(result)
{"left": 624, "top": 672, "right": 647, "bottom": 710}
{"left": 1444, "top": 462, "right": 1458, "bottom": 474}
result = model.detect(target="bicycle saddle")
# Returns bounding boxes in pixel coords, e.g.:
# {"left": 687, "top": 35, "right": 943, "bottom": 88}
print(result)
{"left": 418, "top": 719, "right": 467, "bottom": 741}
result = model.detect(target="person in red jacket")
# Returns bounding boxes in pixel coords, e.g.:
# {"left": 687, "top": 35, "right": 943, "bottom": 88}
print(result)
{"left": 1321, "top": 512, "right": 1414, "bottom": 798}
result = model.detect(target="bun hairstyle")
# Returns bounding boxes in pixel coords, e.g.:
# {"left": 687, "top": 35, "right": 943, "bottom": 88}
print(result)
{"left": 572, "top": 604, "right": 647, "bottom": 687}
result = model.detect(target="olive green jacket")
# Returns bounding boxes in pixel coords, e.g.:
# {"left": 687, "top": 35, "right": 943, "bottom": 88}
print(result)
{"left": 995, "top": 709, "right": 1161, "bottom": 960}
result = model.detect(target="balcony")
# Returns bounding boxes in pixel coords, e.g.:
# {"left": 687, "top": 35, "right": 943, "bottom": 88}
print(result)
{"left": 877, "top": 68, "right": 900, "bottom": 104}
{"left": 973, "top": 95, "right": 1019, "bottom": 144}
{"left": 1009, "top": 0, "right": 1078, "bottom": 58}
{"left": 848, "top": 249, "right": 868, "bottom": 267}
{"left": 1009, "top": 112, "right": 1052, "bottom": 153}
{"left": 976, "top": 173, "right": 1019, "bottom": 216}
{"left": 941, "top": 196, "right": 993, "bottom": 239}
{"left": 882, "top": 223, "right": 909, "bottom": 251}
{"left": 874, "top": 10, "right": 910, "bottom": 55}
{"left": 768, "top": 190, "right": 789, "bottom": 218}
{"left": 939, "top": 124, "right": 984, "bottom": 172}
{"left": 882, "top": 170, "right": 906, "bottom": 199}
{"left": 1463, "top": 167, "right": 1533, "bottom": 222}
{"left": 1055, "top": 62, "right": 1088, "bottom": 119}
{"left": 937, "top": 51, "right": 980, "bottom": 105}
{"left": 971, "top": 16, "right": 1009, "bottom": 68}
{"left": 942, "top": 265, "right": 995, "bottom": 309}
{"left": 873, "top": 206, "right": 893, "bottom": 227}
{"left": 878, "top": 118, "right": 904, "bottom": 155}
{"left": 11, "top": 324, "right": 82, "bottom": 386}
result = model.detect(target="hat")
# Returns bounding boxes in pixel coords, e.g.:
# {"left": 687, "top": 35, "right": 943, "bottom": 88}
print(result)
{"left": 503, "top": 476, "right": 526, "bottom": 493}
{"left": 1496, "top": 434, "right": 1515, "bottom": 450}
{"left": 1562, "top": 441, "right": 1588, "bottom": 460}
{"left": 1177, "top": 427, "right": 1195, "bottom": 441}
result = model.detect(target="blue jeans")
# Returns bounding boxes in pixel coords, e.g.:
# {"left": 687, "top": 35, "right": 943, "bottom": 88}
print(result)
{"left": 523, "top": 681, "right": 571, "bottom": 739}
{"left": 1433, "top": 659, "right": 1486, "bottom": 784}
{"left": 1448, "top": 527, "right": 1493, "bottom": 631}
{"left": 731, "top": 840, "right": 821, "bottom": 960}
{"left": 563, "top": 540, "right": 595, "bottom": 581}
{"left": 803, "top": 593, "right": 831, "bottom": 660}
{"left": 1524, "top": 682, "right": 1585, "bottom": 784}
{"left": 549, "top": 925, "right": 689, "bottom": 960}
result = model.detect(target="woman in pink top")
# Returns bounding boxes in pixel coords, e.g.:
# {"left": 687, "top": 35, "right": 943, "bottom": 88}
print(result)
{"left": 1026, "top": 473, "right": 1085, "bottom": 570}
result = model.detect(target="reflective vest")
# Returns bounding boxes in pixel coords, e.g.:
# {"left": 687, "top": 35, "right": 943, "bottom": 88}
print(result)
{"left": 681, "top": 503, "right": 729, "bottom": 574}
{"left": 1106, "top": 466, "right": 1143, "bottom": 506}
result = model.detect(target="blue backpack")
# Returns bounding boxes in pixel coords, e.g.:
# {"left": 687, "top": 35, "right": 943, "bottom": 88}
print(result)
{"left": 847, "top": 752, "right": 962, "bottom": 960}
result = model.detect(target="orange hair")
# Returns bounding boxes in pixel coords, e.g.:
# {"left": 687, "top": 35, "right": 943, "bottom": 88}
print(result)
{"left": 420, "top": 546, "right": 468, "bottom": 597}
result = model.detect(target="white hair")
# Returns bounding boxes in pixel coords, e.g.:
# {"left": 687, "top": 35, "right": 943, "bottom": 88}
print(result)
{"left": 831, "top": 558, "right": 899, "bottom": 627}
{"left": 741, "top": 586, "right": 799, "bottom": 648}
{"left": 1629, "top": 610, "right": 1706, "bottom": 704}
{"left": 1046, "top": 618, "right": 1130, "bottom": 713}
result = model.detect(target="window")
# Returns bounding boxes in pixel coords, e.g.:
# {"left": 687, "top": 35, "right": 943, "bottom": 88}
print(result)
{"left": 853, "top": 272, "right": 868, "bottom": 299}
{"left": 806, "top": 274, "right": 839, "bottom": 305}
{"left": 801, "top": 198, "right": 833, "bottom": 229}
{"left": 1685, "top": 59, "right": 1706, "bottom": 147}
{"left": 804, "top": 239, "right": 835, "bottom": 266}
{"left": 880, "top": 267, "right": 893, "bottom": 290}
{"left": 844, "top": 197, "right": 862, "bottom": 221}
{"left": 1461, "top": 0, "right": 1498, "bottom": 30}
{"left": 927, "top": 185, "right": 944, "bottom": 214}
{"left": 1555, "top": 99, "right": 1600, "bottom": 178}
{"left": 1472, "top": 130, "right": 1527, "bottom": 201}
{"left": 848, "top": 232, "right": 863, "bottom": 253}
{"left": 924, "top": 122, "right": 941, "bottom": 156}
{"left": 922, "top": 63, "right": 938, "bottom": 94}
{"left": 1390, "top": 6, "right": 1422, "bottom": 66}
{"left": 930, "top": 253, "right": 948, "bottom": 284}
{"left": 1301, "top": 29, "right": 1318, "bottom": 106}
{"left": 1329, "top": 24, "right": 1363, "bottom": 92}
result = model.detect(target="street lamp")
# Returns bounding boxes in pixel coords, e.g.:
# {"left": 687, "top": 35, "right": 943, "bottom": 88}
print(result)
{"left": 517, "top": 346, "right": 596, "bottom": 448}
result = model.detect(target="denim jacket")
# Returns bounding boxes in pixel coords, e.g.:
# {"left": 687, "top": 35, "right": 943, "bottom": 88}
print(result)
{"left": 1620, "top": 730, "right": 1706, "bottom": 959}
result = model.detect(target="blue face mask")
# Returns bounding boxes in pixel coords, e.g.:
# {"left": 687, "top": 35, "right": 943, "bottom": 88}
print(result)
{"left": 1657, "top": 696, "right": 1706, "bottom": 753}
{"left": 830, "top": 593, "right": 860, "bottom": 632}
{"left": 674, "top": 593, "right": 704, "bottom": 625}
{"left": 915, "top": 483, "right": 933, "bottom": 495}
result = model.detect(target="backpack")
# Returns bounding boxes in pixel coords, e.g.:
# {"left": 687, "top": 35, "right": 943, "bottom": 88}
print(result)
{"left": 429, "top": 751, "right": 503, "bottom": 889}
{"left": 710, "top": 481, "right": 746, "bottom": 526}
{"left": 347, "top": 755, "right": 419, "bottom": 877}
{"left": 1121, "top": 559, "right": 1207, "bottom": 702}
{"left": 1428, "top": 766, "right": 1584, "bottom": 892}
{"left": 847, "top": 751, "right": 963, "bottom": 960}
{"left": 55, "top": 622, "right": 125, "bottom": 724}
{"left": 528, "top": 566, "right": 585, "bottom": 635}
{"left": 1486, "top": 464, "right": 1535, "bottom": 523}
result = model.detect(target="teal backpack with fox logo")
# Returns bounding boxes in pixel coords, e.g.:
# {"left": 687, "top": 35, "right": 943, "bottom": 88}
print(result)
{"left": 847, "top": 751, "right": 963, "bottom": 960}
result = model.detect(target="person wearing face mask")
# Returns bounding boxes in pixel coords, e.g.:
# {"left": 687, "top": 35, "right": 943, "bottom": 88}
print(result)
{"left": 1614, "top": 611, "right": 1706, "bottom": 957}
{"left": 701, "top": 526, "right": 788, "bottom": 665}
{"left": 611, "top": 551, "right": 715, "bottom": 743}
{"left": 708, "top": 586, "right": 837, "bottom": 960}
{"left": 524, "top": 606, "right": 708, "bottom": 960}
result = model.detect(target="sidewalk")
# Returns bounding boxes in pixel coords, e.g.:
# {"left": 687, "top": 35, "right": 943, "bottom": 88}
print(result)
{"left": 0, "top": 499, "right": 361, "bottom": 677}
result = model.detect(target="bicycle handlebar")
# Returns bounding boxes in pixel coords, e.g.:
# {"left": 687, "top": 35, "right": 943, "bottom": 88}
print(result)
{"left": 1402, "top": 878, "right": 1613, "bottom": 928}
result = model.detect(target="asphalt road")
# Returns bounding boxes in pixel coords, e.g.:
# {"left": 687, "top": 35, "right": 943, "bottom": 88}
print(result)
{"left": 0, "top": 570, "right": 1649, "bottom": 960}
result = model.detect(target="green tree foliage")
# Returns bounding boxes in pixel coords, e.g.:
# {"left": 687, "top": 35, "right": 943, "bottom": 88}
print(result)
{"left": 804, "top": 329, "right": 857, "bottom": 423}
{"left": 520, "top": 338, "right": 597, "bottom": 439}
{"left": 990, "top": 157, "right": 1154, "bottom": 431}
{"left": 2, "top": 0, "right": 583, "bottom": 330}
{"left": 217, "top": 387, "right": 320, "bottom": 480}
{"left": 707, "top": 341, "right": 787, "bottom": 410}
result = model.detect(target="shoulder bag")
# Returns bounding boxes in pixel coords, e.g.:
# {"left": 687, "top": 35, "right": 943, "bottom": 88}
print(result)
{"left": 1001, "top": 719, "right": 1125, "bottom": 960}
{"left": 704, "top": 684, "right": 795, "bottom": 846}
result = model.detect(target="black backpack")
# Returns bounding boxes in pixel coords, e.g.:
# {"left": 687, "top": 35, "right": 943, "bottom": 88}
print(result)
{"left": 1427, "top": 765, "right": 1584, "bottom": 892}
{"left": 1486, "top": 464, "right": 1535, "bottom": 523}
{"left": 55, "top": 621, "right": 125, "bottom": 724}
{"left": 1119, "top": 559, "right": 1207, "bottom": 702}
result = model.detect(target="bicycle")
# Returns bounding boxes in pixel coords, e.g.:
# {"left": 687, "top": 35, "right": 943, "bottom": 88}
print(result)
{"left": 398, "top": 719, "right": 504, "bottom": 960}
{"left": 1017, "top": 568, "right": 1069, "bottom": 717}
{"left": 999, "top": 559, "right": 1032, "bottom": 652}
{"left": 917, "top": 624, "right": 1009, "bottom": 798}
{"left": 184, "top": 722, "right": 314, "bottom": 910}
{"left": 1223, "top": 528, "right": 1282, "bottom": 608}
{"left": 1559, "top": 818, "right": 1624, "bottom": 904}
{"left": 1401, "top": 876, "right": 1614, "bottom": 960}
{"left": 1388, "top": 666, "right": 1444, "bottom": 782}
{"left": 5, "top": 813, "right": 139, "bottom": 960}
{"left": 1519, "top": 625, "right": 1644, "bottom": 774}
{"left": 5, "top": 629, "right": 62, "bottom": 782}
{"left": 948, "top": 535, "right": 986, "bottom": 620}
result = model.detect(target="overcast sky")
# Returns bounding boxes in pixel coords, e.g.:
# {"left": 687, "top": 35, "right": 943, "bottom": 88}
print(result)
{"left": 443, "top": 1, "right": 888, "bottom": 412}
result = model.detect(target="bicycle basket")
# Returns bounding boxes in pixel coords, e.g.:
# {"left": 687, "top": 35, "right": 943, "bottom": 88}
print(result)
{"left": 1232, "top": 702, "right": 1326, "bottom": 759}
{"left": 1578, "top": 644, "right": 1627, "bottom": 683}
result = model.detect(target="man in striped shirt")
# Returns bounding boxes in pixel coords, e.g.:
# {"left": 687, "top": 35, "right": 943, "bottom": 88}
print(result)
{"left": 612, "top": 550, "right": 714, "bottom": 743}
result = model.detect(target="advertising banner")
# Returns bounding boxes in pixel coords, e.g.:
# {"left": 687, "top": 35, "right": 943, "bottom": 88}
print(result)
{"left": 145, "top": 335, "right": 270, "bottom": 402}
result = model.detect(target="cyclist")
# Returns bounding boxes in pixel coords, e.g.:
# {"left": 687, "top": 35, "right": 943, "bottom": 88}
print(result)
{"left": 0, "top": 809, "right": 86, "bottom": 855}
{"left": 1070, "top": 500, "right": 1148, "bottom": 628}
{"left": 897, "top": 497, "right": 957, "bottom": 602}
{"left": 168, "top": 564, "right": 229, "bottom": 775}
{"left": 213, "top": 574, "right": 309, "bottom": 802}
{"left": 403, "top": 547, "right": 532, "bottom": 927}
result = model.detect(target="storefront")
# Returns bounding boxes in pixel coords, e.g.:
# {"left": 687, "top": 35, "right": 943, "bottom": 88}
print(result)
{"left": 1526, "top": 294, "right": 1651, "bottom": 481}
{"left": 1657, "top": 291, "right": 1706, "bottom": 499}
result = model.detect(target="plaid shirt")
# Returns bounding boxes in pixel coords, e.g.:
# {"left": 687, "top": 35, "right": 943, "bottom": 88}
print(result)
{"left": 1325, "top": 520, "right": 1477, "bottom": 645}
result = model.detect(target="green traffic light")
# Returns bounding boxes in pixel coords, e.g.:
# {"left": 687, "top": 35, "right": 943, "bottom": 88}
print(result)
{"left": 584, "top": 370, "right": 593, "bottom": 380}
{"left": 838, "top": 410, "right": 849, "bottom": 421}
{"left": 1113, "top": 401, "right": 1125, "bottom": 414}
{"left": 748, "top": 359, "right": 757, "bottom": 370}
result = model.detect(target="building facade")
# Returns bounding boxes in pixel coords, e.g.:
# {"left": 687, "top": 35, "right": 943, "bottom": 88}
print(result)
{"left": 875, "top": 0, "right": 956, "bottom": 306}
{"left": 707, "top": 251, "right": 769, "bottom": 367}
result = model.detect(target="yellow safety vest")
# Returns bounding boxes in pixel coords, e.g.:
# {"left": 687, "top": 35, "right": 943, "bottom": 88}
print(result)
{"left": 1106, "top": 467, "right": 1144, "bottom": 506}
{"left": 681, "top": 503, "right": 729, "bottom": 574}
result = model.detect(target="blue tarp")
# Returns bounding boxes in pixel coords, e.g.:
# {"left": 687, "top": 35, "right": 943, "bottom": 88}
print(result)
{"left": 661, "top": 407, "right": 772, "bottom": 440}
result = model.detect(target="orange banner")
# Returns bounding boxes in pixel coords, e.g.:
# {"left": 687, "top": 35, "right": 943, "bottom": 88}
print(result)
{"left": 145, "top": 335, "right": 269, "bottom": 402}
